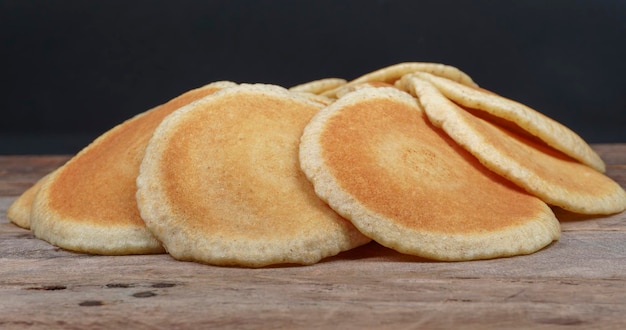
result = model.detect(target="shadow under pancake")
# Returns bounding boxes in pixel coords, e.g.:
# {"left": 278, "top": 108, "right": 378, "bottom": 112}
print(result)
{"left": 322, "top": 242, "right": 434, "bottom": 263}
{"left": 551, "top": 206, "right": 604, "bottom": 222}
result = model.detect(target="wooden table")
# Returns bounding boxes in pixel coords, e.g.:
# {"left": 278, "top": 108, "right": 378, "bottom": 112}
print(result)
{"left": 1, "top": 144, "right": 625, "bottom": 329}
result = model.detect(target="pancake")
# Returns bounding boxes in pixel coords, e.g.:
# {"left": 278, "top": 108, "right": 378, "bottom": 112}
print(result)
{"left": 322, "top": 62, "right": 477, "bottom": 98}
{"left": 411, "top": 72, "right": 605, "bottom": 172}
{"left": 136, "top": 83, "right": 370, "bottom": 267}
{"left": 30, "top": 81, "right": 237, "bottom": 255}
{"left": 299, "top": 87, "right": 560, "bottom": 261}
{"left": 289, "top": 77, "right": 347, "bottom": 94}
{"left": 401, "top": 75, "right": 626, "bottom": 215}
{"left": 6, "top": 173, "right": 52, "bottom": 229}
{"left": 334, "top": 81, "right": 397, "bottom": 98}
{"left": 292, "top": 91, "right": 335, "bottom": 106}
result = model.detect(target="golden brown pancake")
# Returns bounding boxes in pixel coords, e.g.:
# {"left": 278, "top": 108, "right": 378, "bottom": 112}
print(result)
{"left": 30, "top": 81, "right": 237, "bottom": 255}
{"left": 411, "top": 72, "right": 605, "bottom": 172}
{"left": 6, "top": 173, "right": 52, "bottom": 229}
{"left": 322, "top": 62, "right": 477, "bottom": 98}
{"left": 299, "top": 87, "right": 560, "bottom": 261}
{"left": 136, "top": 84, "right": 370, "bottom": 267}
{"left": 289, "top": 77, "right": 347, "bottom": 94}
{"left": 401, "top": 75, "right": 626, "bottom": 215}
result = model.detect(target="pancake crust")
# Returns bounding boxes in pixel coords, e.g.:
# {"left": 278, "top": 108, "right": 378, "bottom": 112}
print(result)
{"left": 136, "top": 84, "right": 370, "bottom": 267}
{"left": 30, "top": 81, "right": 236, "bottom": 255}
{"left": 299, "top": 87, "right": 560, "bottom": 261}
{"left": 322, "top": 62, "right": 477, "bottom": 98}
{"left": 402, "top": 76, "right": 626, "bottom": 215}
{"left": 6, "top": 173, "right": 52, "bottom": 229}
{"left": 411, "top": 72, "right": 605, "bottom": 172}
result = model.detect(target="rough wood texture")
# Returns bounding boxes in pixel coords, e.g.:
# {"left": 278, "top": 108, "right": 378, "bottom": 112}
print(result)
{"left": 1, "top": 145, "right": 625, "bottom": 329}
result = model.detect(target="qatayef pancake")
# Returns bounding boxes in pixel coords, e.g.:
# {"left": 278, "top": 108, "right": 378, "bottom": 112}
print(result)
{"left": 6, "top": 173, "right": 52, "bottom": 229}
{"left": 30, "top": 81, "right": 237, "bottom": 255}
{"left": 299, "top": 87, "right": 560, "bottom": 261}
{"left": 401, "top": 75, "right": 626, "bottom": 215}
{"left": 136, "top": 84, "right": 370, "bottom": 267}
{"left": 322, "top": 62, "right": 477, "bottom": 98}
{"left": 289, "top": 77, "right": 347, "bottom": 94}
{"left": 412, "top": 72, "right": 605, "bottom": 172}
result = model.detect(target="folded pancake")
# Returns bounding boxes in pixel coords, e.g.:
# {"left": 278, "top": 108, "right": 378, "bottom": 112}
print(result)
{"left": 322, "top": 62, "right": 477, "bottom": 98}
{"left": 411, "top": 72, "right": 605, "bottom": 172}
{"left": 299, "top": 87, "right": 560, "bottom": 261}
{"left": 30, "top": 81, "right": 237, "bottom": 255}
{"left": 6, "top": 173, "right": 52, "bottom": 229}
{"left": 401, "top": 75, "right": 626, "bottom": 215}
{"left": 136, "top": 84, "right": 370, "bottom": 267}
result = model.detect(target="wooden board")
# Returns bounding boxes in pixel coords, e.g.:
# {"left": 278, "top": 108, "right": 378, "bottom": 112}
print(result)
{"left": 1, "top": 145, "right": 625, "bottom": 329}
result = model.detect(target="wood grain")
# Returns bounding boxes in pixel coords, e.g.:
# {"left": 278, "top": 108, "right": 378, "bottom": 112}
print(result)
{"left": 1, "top": 145, "right": 625, "bottom": 329}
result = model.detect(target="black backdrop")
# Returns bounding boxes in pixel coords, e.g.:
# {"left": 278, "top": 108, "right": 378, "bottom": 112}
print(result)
{"left": 1, "top": 0, "right": 625, "bottom": 154}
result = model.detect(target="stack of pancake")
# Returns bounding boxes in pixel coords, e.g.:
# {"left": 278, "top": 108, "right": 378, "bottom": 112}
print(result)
{"left": 8, "top": 62, "right": 626, "bottom": 267}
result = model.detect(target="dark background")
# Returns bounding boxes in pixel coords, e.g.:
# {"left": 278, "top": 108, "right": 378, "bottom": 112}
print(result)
{"left": 1, "top": 0, "right": 625, "bottom": 154}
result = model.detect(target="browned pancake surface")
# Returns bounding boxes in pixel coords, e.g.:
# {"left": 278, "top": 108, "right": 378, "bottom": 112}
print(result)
{"left": 48, "top": 82, "right": 235, "bottom": 226}
{"left": 30, "top": 81, "right": 236, "bottom": 254}
{"left": 321, "top": 95, "right": 546, "bottom": 232}
{"left": 300, "top": 87, "right": 560, "bottom": 260}
{"left": 402, "top": 75, "right": 626, "bottom": 214}
{"left": 137, "top": 84, "right": 369, "bottom": 267}
{"left": 410, "top": 72, "right": 605, "bottom": 172}
{"left": 162, "top": 93, "right": 318, "bottom": 238}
